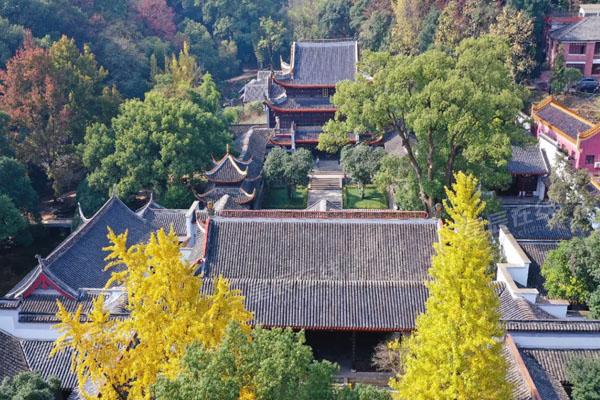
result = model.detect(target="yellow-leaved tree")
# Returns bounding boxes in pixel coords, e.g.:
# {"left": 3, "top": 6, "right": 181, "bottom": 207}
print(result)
{"left": 52, "top": 228, "right": 252, "bottom": 400}
{"left": 392, "top": 172, "right": 511, "bottom": 400}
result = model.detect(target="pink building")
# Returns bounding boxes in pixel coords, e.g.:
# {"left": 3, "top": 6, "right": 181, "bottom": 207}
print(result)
{"left": 548, "top": 16, "right": 600, "bottom": 76}
{"left": 532, "top": 97, "right": 600, "bottom": 191}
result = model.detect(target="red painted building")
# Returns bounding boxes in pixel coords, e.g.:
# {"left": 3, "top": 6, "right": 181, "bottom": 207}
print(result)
{"left": 547, "top": 16, "right": 600, "bottom": 76}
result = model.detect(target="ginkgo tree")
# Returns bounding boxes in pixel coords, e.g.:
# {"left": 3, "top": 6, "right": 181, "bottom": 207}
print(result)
{"left": 392, "top": 172, "right": 511, "bottom": 400}
{"left": 52, "top": 228, "right": 252, "bottom": 400}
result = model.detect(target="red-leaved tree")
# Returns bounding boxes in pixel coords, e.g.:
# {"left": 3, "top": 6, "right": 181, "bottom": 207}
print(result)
{"left": 135, "top": 0, "right": 177, "bottom": 40}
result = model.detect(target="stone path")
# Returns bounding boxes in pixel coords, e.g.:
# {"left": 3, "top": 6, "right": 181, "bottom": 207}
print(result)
{"left": 307, "top": 161, "right": 344, "bottom": 209}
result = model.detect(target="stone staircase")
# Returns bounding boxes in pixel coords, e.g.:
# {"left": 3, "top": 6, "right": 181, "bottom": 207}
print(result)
{"left": 309, "top": 176, "right": 342, "bottom": 190}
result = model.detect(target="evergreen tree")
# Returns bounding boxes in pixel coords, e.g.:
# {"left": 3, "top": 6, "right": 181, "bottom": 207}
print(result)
{"left": 393, "top": 172, "right": 511, "bottom": 400}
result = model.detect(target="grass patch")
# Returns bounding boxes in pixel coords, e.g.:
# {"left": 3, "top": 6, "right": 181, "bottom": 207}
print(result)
{"left": 344, "top": 185, "right": 388, "bottom": 209}
{"left": 262, "top": 186, "right": 307, "bottom": 209}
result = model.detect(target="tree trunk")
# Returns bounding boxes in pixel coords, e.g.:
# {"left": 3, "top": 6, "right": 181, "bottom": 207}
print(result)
{"left": 287, "top": 184, "right": 292, "bottom": 200}
{"left": 360, "top": 182, "right": 365, "bottom": 199}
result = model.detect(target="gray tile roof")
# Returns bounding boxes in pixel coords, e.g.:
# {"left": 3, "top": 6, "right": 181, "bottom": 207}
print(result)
{"left": 506, "top": 320, "right": 600, "bottom": 332}
{"left": 139, "top": 207, "right": 188, "bottom": 237}
{"left": 38, "top": 197, "right": 157, "bottom": 293}
{"left": 551, "top": 16, "right": 600, "bottom": 41}
{"left": 0, "top": 330, "right": 28, "bottom": 379}
{"left": 502, "top": 205, "right": 573, "bottom": 241}
{"left": 205, "top": 154, "right": 250, "bottom": 184}
{"left": 497, "top": 284, "right": 557, "bottom": 320}
{"left": 519, "top": 349, "right": 569, "bottom": 400}
{"left": 20, "top": 340, "right": 77, "bottom": 389}
{"left": 509, "top": 145, "right": 549, "bottom": 175}
{"left": 518, "top": 241, "right": 559, "bottom": 295}
{"left": 268, "top": 96, "right": 335, "bottom": 110}
{"left": 523, "top": 349, "right": 600, "bottom": 383}
{"left": 204, "top": 279, "right": 428, "bottom": 330}
{"left": 535, "top": 101, "right": 593, "bottom": 140}
{"left": 204, "top": 218, "right": 438, "bottom": 282}
{"left": 504, "top": 344, "right": 534, "bottom": 400}
{"left": 278, "top": 41, "right": 357, "bottom": 86}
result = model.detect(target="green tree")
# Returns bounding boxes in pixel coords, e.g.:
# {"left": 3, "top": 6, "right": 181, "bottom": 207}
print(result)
{"left": 75, "top": 177, "right": 108, "bottom": 216}
{"left": 566, "top": 358, "right": 600, "bottom": 400}
{"left": 434, "top": 0, "right": 498, "bottom": 48}
{"left": 321, "top": 36, "right": 523, "bottom": 212}
{"left": 0, "top": 194, "right": 28, "bottom": 243}
{"left": 0, "top": 372, "right": 61, "bottom": 400}
{"left": 317, "top": 0, "right": 354, "bottom": 39}
{"left": 154, "top": 323, "right": 339, "bottom": 400}
{"left": 417, "top": 8, "right": 440, "bottom": 53}
{"left": 374, "top": 154, "right": 423, "bottom": 210}
{"left": 0, "top": 17, "right": 23, "bottom": 67}
{"left": 263, "top": 148, "right": 313, "bottom": 198}
{"left": 288, "top": 0, "right": 325, "bottom": 40}
{"left": 85, "top": 91, "right": 230, "bottom": 198}
{"left": 337, "top": 384, "right": 391, "bottom": 400}
{"left": 548, "top": 156, "right": 599, "bottom": 234}
{"left": 0, "top": 156, "right": 37, "bottom": 214}
{"left": 489, "top": 6, "right": 536, "bottom": 82}
{"left": 393, "top": 172, "right": 510, "bottom": 400}
{"left": 255, "top": 17, "right": 286, "bottom": 69}
{"left": 541, "top": 232, "right": 600, "bottom": 306}
{"left": 390, "top": 0, "right": 432, "bottom": 54}
{"left": 551, "top": 49, "right": 583, "bottom": 94}
{"left": 340, "top": 144, "right": 384, "bottom": 198}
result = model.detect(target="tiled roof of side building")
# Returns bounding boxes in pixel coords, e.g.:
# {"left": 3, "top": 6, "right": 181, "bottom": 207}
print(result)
{"left": 519, "top": 350, "right": 569, "bottom": 400}
{"left": 551, "top": 16, "right": 600, "bottom": 41}
{"left": 518, "top": 241, "right": 560, "bottom": 295}
{"left": 21, "top": 340, "right": 77, "bottom": 389}
{"left": 509, "top": 145, "right": 549, "bottom": 175}
{"left": 204, "top": 217, "right": 438, "bottom": 282}
{"left": 138, "top": 206, "right": 188, "bottom": 237}
{"left": 0, "top": 330, "right": 28, "bottom": 379}
{"left": 502, "top": 204, "right": 574, "bottom": 241}
{"left": 523, "top": 349, "right": 600, "bottom": 384}
{"left": 7, "top": 197, "right": 158, "bottom": 297}
{"left": 266, "top": 96, "right": 335, "bottom": 111}
{"left": 504, "top": 343, "right": 535, "bottom": 400}
{"left": 533, "top": 98, "right": 594, "bottom": 140}
{"left": 278, "top": 40, "right": 357, "bottom": 86}
{"left": 506, "top": 320, "right": 600, "bottom": 332}
{"left": 205, "top": 153, "right": 250, "bottom": 184}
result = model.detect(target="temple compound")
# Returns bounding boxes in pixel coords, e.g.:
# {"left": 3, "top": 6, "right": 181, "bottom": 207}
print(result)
{"left": 1, "top": 196, "right": 599, "bottom": 398}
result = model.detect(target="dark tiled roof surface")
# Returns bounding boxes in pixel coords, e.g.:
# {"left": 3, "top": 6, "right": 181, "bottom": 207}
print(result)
{"left": 205, "top": 218, "right": 438, "bottom": 282}
{"left": 285, "top": 41, "right": 357, "bottom": 85}
{"left": 504, "top": 344, "right": 534, "bottom": 400}
{"left": 519, "top": 350, "right": 568, "bottom": 400}
{"left": 0, "top": 330, "right": 28, "bottom": 379}
{"left": 497, "top": 285, "right": 557, "bottom": 320}
{"left": 551, "top": 16, "right": 600, "bottom": 41}
{"left": 140, "top": 207, "right": 188, "bottom": 236}
{"left": 205, "top": 154, "right": 249, "bottom": 183}
{"left": 503, "top": 205, "right": 573, "bottom": 241}
{"left": 523, "top": 349, "right": 600, "bottom": 383}
{"left": 506, "top": 320, "right": 600, "bottom": 332}
{"left": 204, "top": 279, "right": 428, "bottom": 330}
{"left": 509, "top": 145, "right": 549, "bottom": 175}
{"left": 518, "top": 241, "right": 559, "bottom": 295}
{"left": 39, "top": 197, "right": 156, "bottom": 292}
{"left": 535, "top": 102, "right": 592, "bottom": 140}
{"left": 21, "top": 340, "right": 77, "bottom": 389}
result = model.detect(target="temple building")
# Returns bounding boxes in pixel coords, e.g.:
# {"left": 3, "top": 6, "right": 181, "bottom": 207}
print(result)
{"left": 2, "top": 198, "right": 600, "bottom": 398}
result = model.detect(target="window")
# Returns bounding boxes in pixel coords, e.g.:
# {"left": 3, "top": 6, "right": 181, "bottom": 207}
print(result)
{"left": 567, "top": 63, "right": 585, "bottom": 73}
{"left": 587, "top": 155, "right": 596, "bottom": 164}
{"left": 322, "top": 88, "right": 329, "bottom": 97}
{"left": 593, "top": 64, "right": 600, "bottom": 75}
{"left": 569, "top": 43, "right": 587, "bottom": 55}
{"left": 595, "top": 42, "right": 600, "bottom": 55}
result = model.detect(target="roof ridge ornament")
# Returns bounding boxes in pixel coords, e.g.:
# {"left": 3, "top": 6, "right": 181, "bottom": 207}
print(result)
{"left": 77, "top": 202, "right": 91, "bottom": 224}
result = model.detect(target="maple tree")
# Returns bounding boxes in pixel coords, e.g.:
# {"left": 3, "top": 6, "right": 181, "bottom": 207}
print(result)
{"left": 393, "top": 172, "right": 510, "bottom": 400}
{"left": 52, "top": 228, "right": 252, "bottom": 400}
{"left": 134, "top": 0, "right": 177, "bottom": 40}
